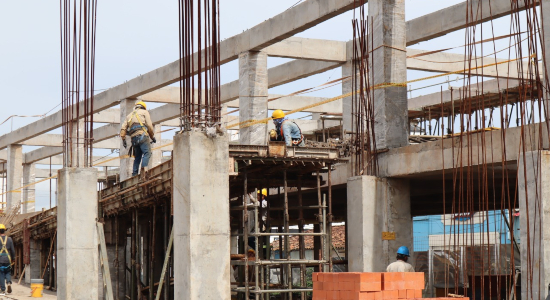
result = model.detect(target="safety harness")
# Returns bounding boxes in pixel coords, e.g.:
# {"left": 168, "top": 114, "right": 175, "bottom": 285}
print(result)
{"left": 278, "top": 120, "right": 304, "bottom": 146}
{"left": 0, "top": 236, "right": 11, "bottom": 269}
{"left": 127, "top": 111, "right": 149, "bottom": 137}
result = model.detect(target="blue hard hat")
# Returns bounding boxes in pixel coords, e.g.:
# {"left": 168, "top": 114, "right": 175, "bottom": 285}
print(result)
{"left": 397, "top": 246, "right": 410, "bottom": 256}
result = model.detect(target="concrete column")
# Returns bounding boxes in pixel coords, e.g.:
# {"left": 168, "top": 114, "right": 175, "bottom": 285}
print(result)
{"left": 120, "top": 99, "right": 135, "bottom": 181}
{"left": 150, "top": 124, "right": 162, "bottom": 168}
{"left": 369, "top": 0, "right": 408, "bottom": 149}
{"left": 347, "top": 175, "right": 412, "bottom": 272}
{"left": 22, "top": 163, "right": 35, "bottom": 214}
{"left": 173, "top": 131, "right": 230, "bottom": 299}
{"left": 24, "top": 239, "right": 41, "bottom": 283}
{"left": 57, "top": 168, "right": 98, "bottom": 300}
{"left": 518, "top": 150, "right": 550, "bottom": 300}
{"left": 6, "top": 144, "right": 22, "bottom": 209}
{"left": 238, "top": 51, "right": 268, "bottom": 145}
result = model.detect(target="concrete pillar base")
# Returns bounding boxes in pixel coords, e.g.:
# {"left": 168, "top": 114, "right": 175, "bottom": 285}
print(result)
{"left": 57, "top": 168, "right": 98, "bottom": 300}
{"left": 173, "top": 131, "right": 230, "bottom": 300}
{"left": 347, "top": 175, "right": 412, "bottom": 272}
{"left": 518, "top": 150, "right": 550, "bottom": 300}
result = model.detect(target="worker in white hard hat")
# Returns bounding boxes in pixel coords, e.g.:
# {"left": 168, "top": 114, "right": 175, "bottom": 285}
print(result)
{"left": 269, "top": 109, "right": 305, "bottom": 147}
{"left": 386, "top": 246, "right": 415, "bottom": 272}
{"left": 120, "top": 101, "right": 156, "bottom": 177}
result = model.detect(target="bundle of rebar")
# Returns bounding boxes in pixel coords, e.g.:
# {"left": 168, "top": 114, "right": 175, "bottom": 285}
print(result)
{"left": 435, "top": 0, "right": 550, "bottom": 299}
{"left": 351, "top": 1, "right": 378, "bottom": 176}
{"left": 60, "top": 0, "right": 97, "bottom": 167}
{"left": 178, "top": 0, "right": 221, "bottom": 131}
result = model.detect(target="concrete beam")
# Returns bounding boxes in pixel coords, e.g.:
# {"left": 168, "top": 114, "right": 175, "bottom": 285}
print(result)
{"left": 263, "top": 37, "right": 346, "bottom": 62}
{"left": 406, "top": 0, "right": 539, "bottom": 46}
{"left": 407, "top": 49, "right": 538, "bottom": 79}
{"left": 226, "top": 95, "right": 341, "bottom": 114}
{"left": 408, "top": 78, "right": 520, "bottom": 110}
{"left": 379, "top": 122, "right": 548, "bottom": 177}
{"left": 93, "top": 109, "right": 120, "bottom": 124}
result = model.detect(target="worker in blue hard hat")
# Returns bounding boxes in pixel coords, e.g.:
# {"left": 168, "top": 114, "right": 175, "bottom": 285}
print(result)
{"left": 386, "top": 246, "right": 415, "bottom": 272}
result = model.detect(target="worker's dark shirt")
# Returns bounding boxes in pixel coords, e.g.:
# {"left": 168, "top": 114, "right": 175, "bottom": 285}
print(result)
{"left": 0, "top": 236, "right": 15, "bottom": 265}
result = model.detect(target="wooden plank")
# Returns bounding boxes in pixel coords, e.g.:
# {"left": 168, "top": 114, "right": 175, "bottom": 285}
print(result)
{"left": 97, "top": 222, "right": 114, "bottom": 300}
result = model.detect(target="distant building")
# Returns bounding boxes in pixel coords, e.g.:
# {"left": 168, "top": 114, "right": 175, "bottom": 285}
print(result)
{"left": 413, "top": 210, "right": 520, "bottom": 297}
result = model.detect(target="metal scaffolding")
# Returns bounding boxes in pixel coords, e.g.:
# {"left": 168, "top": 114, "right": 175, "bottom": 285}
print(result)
{"left": 230, "top": 160, "right": 335, "bottom": 300}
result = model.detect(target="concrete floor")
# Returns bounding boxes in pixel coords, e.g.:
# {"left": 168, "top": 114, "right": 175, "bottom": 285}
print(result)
{"left": 0, "top": 282, "right": 56, "bottom": 300}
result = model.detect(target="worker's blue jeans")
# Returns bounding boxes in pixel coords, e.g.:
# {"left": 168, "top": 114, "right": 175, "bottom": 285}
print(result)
{"left": 0, "top": 264, "right": 11, "bottom": 292}
{"left": 131, "top": 134, "right": 151, "bottom": 176}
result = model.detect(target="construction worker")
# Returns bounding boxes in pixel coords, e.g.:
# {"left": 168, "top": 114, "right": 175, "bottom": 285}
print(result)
{"left": 257, "top": 188, "right": 268, "bottom": 232}
{"left": 386, "top": 246, "right": 415, "bottom": 272}
{"left": 0, "top": 224, "right": 15, "bottom": 295}
{"left": 120, "top": 101, "right": 156, "bottom": 177}
{"left": 269, "top": 110, "right": 305, "bottom": 147}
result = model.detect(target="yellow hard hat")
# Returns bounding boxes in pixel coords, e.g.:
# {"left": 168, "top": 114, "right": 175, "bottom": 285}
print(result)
{"left": 257, "top": 188, "right": 267, "bottom": 197}
{"left": 0, "top": 224, "right": 6, "bottom": 230}
{"left": 135, "top": 101, "right": 147, "bottom": 110}
{"left": 272, "top": 109, "right": 285, "bottom": 119}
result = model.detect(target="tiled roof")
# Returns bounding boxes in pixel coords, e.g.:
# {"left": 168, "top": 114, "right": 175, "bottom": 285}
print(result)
{"left": 270, "top": 225, "right": 345, "bottom": 251}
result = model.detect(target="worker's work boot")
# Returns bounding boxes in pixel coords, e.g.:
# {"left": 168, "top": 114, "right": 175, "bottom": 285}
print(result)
{"left": 6, "top": 283, "right": 11, "bottom": 294}
{"left": 140, "top": 167, "right": 147, "bottom": 181}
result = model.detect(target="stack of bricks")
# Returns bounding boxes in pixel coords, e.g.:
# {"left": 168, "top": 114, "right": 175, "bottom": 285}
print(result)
{"left": 312, "top": 272, "right": 469, "bottom": 300}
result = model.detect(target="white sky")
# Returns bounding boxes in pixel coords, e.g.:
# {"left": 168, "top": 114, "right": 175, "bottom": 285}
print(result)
{"left": 0, "top": 0, "right": 538, "bottom": 209}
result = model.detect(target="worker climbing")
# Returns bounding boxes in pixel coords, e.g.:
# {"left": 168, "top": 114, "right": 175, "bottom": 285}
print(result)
{"left": 0, "top": 224, "right": 15, "bottom": 296}
{"left": 120, "top": 101, "right": 157, "bottom": 177}
{"left": 386, "top": 246, "right": 415, "bottom": 272}
{"left": 269, "top": 109, "right": 305, "bottom": 147}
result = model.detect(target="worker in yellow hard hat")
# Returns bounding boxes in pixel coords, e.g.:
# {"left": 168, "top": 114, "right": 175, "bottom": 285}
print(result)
{"left": 0, "top": 224, "right": 14, "bottom": 295}
{"left": 257, "top": 189, "right": 268, "bottom": 232}
{"left": 120, "top": 101, "right": 156, "bottom": 177}
{"left": 269, "top": 110, "right": 305, "bottom": 147}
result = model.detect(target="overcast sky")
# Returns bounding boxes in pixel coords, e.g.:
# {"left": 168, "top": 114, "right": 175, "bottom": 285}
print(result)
{"left": 1, "top": 0, "right": 533, "bottom": 209}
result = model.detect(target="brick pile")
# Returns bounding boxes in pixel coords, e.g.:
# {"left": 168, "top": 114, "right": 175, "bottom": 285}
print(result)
{"left": 312, "top": 272, "right": 469, "bottom": 300}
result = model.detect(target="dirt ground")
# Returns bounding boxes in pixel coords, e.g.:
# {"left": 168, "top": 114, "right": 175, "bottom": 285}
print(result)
{"left": 0, "top": 282, "right": 56, "bottom": 300}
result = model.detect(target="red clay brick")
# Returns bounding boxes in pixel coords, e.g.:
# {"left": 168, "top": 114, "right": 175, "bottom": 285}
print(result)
{"left": 340, "top": 281, "right": 355, "bottom": 291}
{"left": 353, "top": 291, "right": 376, "bottom": 300}
{"left": 313, "top": 273, "right": 319, "bottom": 282}
{"left": 382, "top": 273, "right": 405, "bottom": 290}
{"left": 414, "top": 289, "right": 422, "bottom": 298}
{"left": 405, "top": 290, "right": 415, "bottom": 298}
{"left": 397, "top": 290, "right": 407, "bottom": 299}
{"left": 403, "top": 273, "right": 425, "bottom": 290}
{"left": 344, "top": 272, "right": 383, "bottom": 283}
{"left": 313, "top": 290, "right": 326, "bottom": 300}
{"left": 355, "top": 281, "right": 383, "bottom": 292}
{"left": 326, "top": 290, "right": 339, "bottom": 300}
{"left": 381, "top": 290, "right": 399, "bottom": 299}
{"left": 313, "top": 281, "right": 324, "bottom": 291}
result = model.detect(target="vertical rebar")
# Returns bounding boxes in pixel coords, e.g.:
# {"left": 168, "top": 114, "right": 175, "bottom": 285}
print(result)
{"left": 283, "top": 170, "right": 291, "bottom": 300}
{"left": 131, "top": 209, "right": 137, "bottom": 300}
{"left": 243, "top": 168, "right": 249, "bottom": 299}
{"left": 298, "top": 176, "right": 306, "bottom": 299}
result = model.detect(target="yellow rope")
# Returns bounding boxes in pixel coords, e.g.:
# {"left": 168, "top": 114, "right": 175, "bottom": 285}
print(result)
{"left": 228, "top": 54, "right": 534, "bottom": 130}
